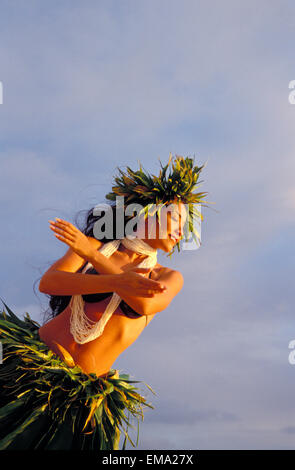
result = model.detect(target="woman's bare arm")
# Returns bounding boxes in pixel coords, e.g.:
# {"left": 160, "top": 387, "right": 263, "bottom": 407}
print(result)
{"left": 120, "top": 269, "right": 184, "bottom": 316}
{"left": 86, "top": 245, "right": 172, "bottom": 315}
{"left": 45, "top": 220, "right": 168, "bottom": 313}
{"left": 86, "top": 245, "right": 183, "bottom": 315}
{"left": 39, "top": 245, "right": 163, "bottom": 299}
{"left": 39, "top": 270, "right": 118, "bottom": 296}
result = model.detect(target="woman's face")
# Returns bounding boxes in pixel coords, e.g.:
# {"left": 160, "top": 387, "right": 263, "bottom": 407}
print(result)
{"left": 143, "top": 201, "right": 188, "bottom": 252}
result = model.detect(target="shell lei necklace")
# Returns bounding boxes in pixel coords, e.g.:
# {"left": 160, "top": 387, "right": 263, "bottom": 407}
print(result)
{"left": 69, "top": 236, "right": 158, "bottom": 344}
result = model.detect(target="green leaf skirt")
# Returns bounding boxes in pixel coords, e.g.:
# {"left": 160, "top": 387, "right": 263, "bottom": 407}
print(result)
{"left": 0, "top": 300, "right": 155, "bottom": 450}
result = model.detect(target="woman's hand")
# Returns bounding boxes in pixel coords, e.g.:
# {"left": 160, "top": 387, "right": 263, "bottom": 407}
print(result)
{"left": 49, "top": 218, "right": 94, "bottom": 260}
{"left": 115, "top": 267, "right": 167, "bottom": 298}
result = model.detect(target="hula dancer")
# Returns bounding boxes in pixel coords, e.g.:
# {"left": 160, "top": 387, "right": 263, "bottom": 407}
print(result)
{"left": 0, "top": 153, "right": 210, "bottom": 450}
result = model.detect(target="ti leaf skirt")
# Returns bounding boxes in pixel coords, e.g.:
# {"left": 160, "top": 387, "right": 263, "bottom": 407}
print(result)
{"left": 0, "top": 300, "right": 155, "bottom": 450}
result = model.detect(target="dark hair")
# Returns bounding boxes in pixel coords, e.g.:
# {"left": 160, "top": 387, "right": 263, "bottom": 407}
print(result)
{"left": 39, "top": 202, "right": 142, "bottom": 323}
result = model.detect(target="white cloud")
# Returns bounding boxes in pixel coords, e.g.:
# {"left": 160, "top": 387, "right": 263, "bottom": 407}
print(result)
{"left": 1, "top": 0, "right": 295, "bottom": 450}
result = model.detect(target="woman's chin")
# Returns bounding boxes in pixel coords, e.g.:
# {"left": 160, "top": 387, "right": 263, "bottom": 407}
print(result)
{"left": 151, "top": 237, "right": 175, "bottom": 252}
{"left": 161, "top": 238, "right": 175, "bottom": 252}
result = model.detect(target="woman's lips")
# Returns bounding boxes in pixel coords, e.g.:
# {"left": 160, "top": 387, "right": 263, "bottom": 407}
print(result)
{"left": 168, "top": 234, "right": 179, "bottom": 244}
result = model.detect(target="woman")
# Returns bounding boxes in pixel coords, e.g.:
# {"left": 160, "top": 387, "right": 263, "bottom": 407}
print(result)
{"left": 0, "top": 154, "right": 208, "bottom": 450}
{"left": 38, "top": 200, "right": 186, "bottom": 379}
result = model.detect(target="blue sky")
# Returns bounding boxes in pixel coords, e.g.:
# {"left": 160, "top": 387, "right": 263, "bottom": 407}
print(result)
{"left": 1, "top": 0, "right": 295, "bottom": 450}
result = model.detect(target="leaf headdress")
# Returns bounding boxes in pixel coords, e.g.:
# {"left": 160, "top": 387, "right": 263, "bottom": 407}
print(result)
{"left": 105, "top": 153, "right": 213, "bottom": 256}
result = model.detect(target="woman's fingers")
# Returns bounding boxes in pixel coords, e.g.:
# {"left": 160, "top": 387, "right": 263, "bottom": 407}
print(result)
{"left": 49, "top": 222, "right": 75, "bottom": 246}
{"left": 49, "top": 219, "right": 76, "bottom": 235}
{"left": 141, "top": 285, "right": 166, "bottom": 295}
{"left": 119, "top": 273, "right": 166, "bottom": 296}
{"left": 128, "top": 268, "right": 166, "bottom": 292}
{"left": 54, "top": 233, "right": 73, "bottom": 245}
{"left": 140, "top": 289, "right": 163, "bottom": 297}
{"left": 55, "top": 218, "right": 76, "bottom": 232}
{"left": 141, "top": 278, "right": 166, "bottom": 291}
{"left": 134, "top": 291, "right": 156, "bottom": 298}
{"left": 49, "top": 218, "right": 94, "bottom": 259}
{"left": 49, "top": 220, "right": 77, "bottom": 242}
{"left": 49, "top": 219, "right": 76, "bottom": 233}
{"left": 50, "top": 225, "right": 75, "bottom": 241}
{"left": 133, "top": 271, "right": 166, "bottom": 289}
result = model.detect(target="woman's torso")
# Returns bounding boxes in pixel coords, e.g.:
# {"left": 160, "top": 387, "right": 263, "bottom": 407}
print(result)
{"left": 38, "top": 248, "right": 160, "bottom": 377}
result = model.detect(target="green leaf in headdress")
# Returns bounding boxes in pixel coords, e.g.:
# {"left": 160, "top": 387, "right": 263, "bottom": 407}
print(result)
{"left": 104, "top": 153, "right": 214, "bottom": 254}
